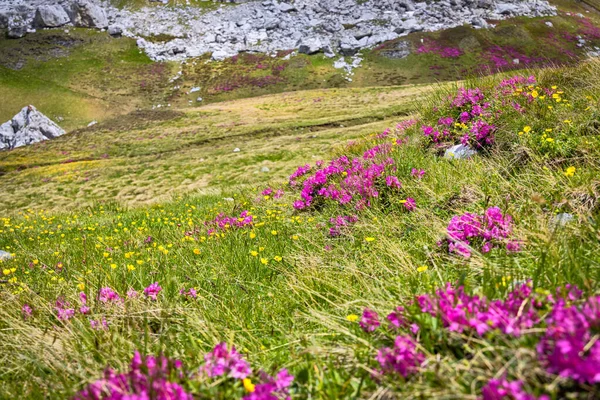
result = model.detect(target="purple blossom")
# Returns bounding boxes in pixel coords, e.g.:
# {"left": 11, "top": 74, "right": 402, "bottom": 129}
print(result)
{"left": 411, "top": 169, "right": 425, "bottom": 179}
{"left": 403, "top": 198, "right": 416, "bottom": 211}
{"left": 243, "top": 369, "right": 294, "bottom": 400}
{"left": 447, "top": 207, "right": 517, "bottom": 258}
{"left": 143, "top": 282, "right": 162, "bottom": 300}
{"left": 537, "top": 295, "right": 600, "bottom": 384}
{"left": 385, "top": 176, "right": 402, "bottom": 189}
{"left": 376, "top": 335, "right": 425, "bottom": 378}
{"left": 359, "top": 308, "right": 380, "bottom": 332}
{"left": 75, "top": 352, "right": 192, "bottom": 400}
{"left": 98, "top": 287, "right": 121, "bottom": 304}
{"left": 202, "top": 342, "right": 252, "bottom": 379}
{"left": 22, "top": 304, "right": 32, "bottom": 319}
{"left": 481, "top": 378, "right": 548, "bottom": 400}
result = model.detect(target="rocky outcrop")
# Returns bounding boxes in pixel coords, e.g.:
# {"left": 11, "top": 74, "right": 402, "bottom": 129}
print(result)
{"left": 67, "top": 0, "right": 108, "bottom": 28}
{"left": 0, "top": 105, "right": 66, "bottom": 151}
{"left": 1, "top": 0, "right": 557, "bottom": 60}
{"left": 34, "top": 4, "right": 70, "bottom": 28}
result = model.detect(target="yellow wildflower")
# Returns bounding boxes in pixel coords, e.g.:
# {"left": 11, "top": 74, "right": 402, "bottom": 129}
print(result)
{"left": 243, "top": 379, "right": 255, "bottom": 393}
{"left": 346, "top": 314, "right": 359, "bottom": 322}
{"left": 564, "top": 166, "right": 576, "bottom": 177}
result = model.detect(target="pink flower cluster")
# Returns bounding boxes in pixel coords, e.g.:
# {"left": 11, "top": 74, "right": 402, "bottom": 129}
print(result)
{"left": 417, "top": 283, "right": 540, "bottom": 337}
{"left": 75, "top": 352, "right": 192, "bottom": 400}
{"left": 202, "top": 342, "right": 252, "bottom": 379}
{"left": 416, "top": 39, "right": 463, "bottom": 58}
{"left": 537, "top": 294, "right": 600, "bottom": 384}
{"left": 376, "top": 335, "right": 425, "bottom": 378}
{"left": 243, "top": 369, "right": 294, "bottom": 400}
{"left": 328, "top": 215, "right": 358, "bottom": 237}
{"left": 481, "top": 378, "right": 548, "bottom": 400}
{"left": 446, "top": 207, "right": 519, "bottom": 258}
{"left": 207, "top": 210, "right": 254, "bottom": 233}
{"left": 422, "top": 85, "right": 496, "bottom": 147}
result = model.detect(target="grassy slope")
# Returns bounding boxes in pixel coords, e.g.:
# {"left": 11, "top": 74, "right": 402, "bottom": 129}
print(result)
{"left": 1, "top": 0, "right": 599, "bottom": 132}
{"left": 0, "top": 61, "right": 599, "bottom": 399}
{"left": 0, "top": 84, "right": 430, "bottom": 212}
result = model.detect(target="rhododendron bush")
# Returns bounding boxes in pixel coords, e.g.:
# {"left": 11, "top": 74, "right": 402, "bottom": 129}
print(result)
{"left": 289, "top": 120, "right": 417, "bottom": 212}
{"left": 355, "top": 283, "right": 600, "bottom": 398}
{"left": 419, "top": 75, "right": 574, "bottom": 151}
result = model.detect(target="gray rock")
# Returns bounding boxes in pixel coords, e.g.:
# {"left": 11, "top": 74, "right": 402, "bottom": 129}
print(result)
{"left": 444, "top": 144, "right": 477, "bottom": 160}
{"left": 67, "top": 0, "right": 108, "bottom": 29}
{"left": 35, "top": 5, "right": 70, "bottom": 28}
{"left": 7, "top": 15, "right": 28, "bottom": 39}
{"left": 0, "top": 105, "right": 66, "bottom": 151}
{"left": 379, "top": 40, "right": 410, "bottom": 59}
{"left": 550, "top": 213, "right": 574, "bottom": 228}
{"left": 279, "top": 2, "right": 296, "bottom": 12}
{"left": 0, "top": 250, "right": 12, "bottom": 261}
{"left": 298, "top": 37, "right": 323, "bottom": 54}
{"left": 339, "top": 35, "right": 361, "bottom": 56}
{"left": 108, "top": 24, "right": 123, "bottom": 36}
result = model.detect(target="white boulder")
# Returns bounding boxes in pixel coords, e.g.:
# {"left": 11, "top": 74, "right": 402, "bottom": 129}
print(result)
{"left": 0, "top": 105, "right": 66, "bottom": 151}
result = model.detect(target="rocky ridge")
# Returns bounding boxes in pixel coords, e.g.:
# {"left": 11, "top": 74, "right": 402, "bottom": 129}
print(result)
{"left": 1, "top": 0, "right": 556, "bottom": 61}
{"left": 0, "top": 105, "right": 66, "bottom": 150}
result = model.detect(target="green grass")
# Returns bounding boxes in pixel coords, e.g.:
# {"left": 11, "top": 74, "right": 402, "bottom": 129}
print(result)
{"left": 0, "top": 84, "right": 429, "bottom": 212}
{"left": 2, "top": 0, "right": 599, "bottom": 131}
{"left": 0, "top": 60, "right": 599, "bottom": 398}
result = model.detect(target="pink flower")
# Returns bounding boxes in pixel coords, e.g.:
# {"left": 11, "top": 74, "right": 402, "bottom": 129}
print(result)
{"left": 98, "top": 287, "right": 121, "bottom": 304}
{"left": 376, "top": 335, "right": 424, "bottom": 378}
{"left": 411, "top": 168, "right": 426, "bottom": 179}
{"left": 143, "top": 282, "right": 162, "bottom": 300}
{"left": 359, "top": 308, "right": 380, "bottom": 332}
{"left": 22, "top": 304, "right": 33, "bottom": 319}
{"left": 403, "top": 198, "right": 416, "bottom": 211}
{"left": 202, "top": 342, "right": 252, "bottom": 379}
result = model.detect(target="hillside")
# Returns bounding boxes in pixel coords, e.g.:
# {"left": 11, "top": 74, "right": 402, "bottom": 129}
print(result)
{"left": 1, "top": 1, "right": 600, "bottom": 400}
{"left": 1, "top": 58, "right": 600, "bottom": 398}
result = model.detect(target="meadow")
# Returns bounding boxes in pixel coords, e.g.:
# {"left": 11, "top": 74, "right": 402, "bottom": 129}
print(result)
{"left": 1, "top": 58, "right": 600, "bottom": 399}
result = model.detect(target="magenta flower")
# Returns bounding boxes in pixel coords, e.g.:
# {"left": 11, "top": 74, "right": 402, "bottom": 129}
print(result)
{"left": 98, "top": 287, "right": 121, "bottom": 304}
{"left": 385, "top": 175, "right": 402, "bottom": 189}
{"left": 90, "top": 318, "right": 109, "bottom": 331}
{"left": 243, "top": 368, "right": 294, "bottom": 400}
{"left": 22, "top": 304, "right": 32, "bottom": 319}
{"left": 75, "top": 352, "right": 192, "bottom": 400}
{"left": 143, "top": 282, "right": 162, "bottom": 300}
{"left": 79, "top": 292, "right": 90, "bottom": 315}
{"left": 403, "top": 198, "right": 416, "bottom": 211}
{"left": 54, "top": 297, "right": 75, "bottom": 321}
{"left": 376, "top": 335, "right": 424, "bottom": 378}
{"left": 387, "top": 306, "right": 405, "bottom": 329}
{"left": 202, "top": 342, "right": 252, "bottom": 379}
{"left": 481, "top": 377, "right": 548, "bottom": 400}
{"left": 411, "top": 168, "right": 425, "bottom": 179}
{"left": 359, "top": 308, "right": 380, "bottom": 332}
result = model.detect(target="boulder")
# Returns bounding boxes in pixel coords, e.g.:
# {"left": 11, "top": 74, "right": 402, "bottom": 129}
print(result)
{"left": 339, "top": 35, "right": 361, "bottom": 56}
{"left": 298, "top": 37, "right": 323, "bottom": 54}
{"left": 550, "top": 213, "right": 574, "bottom": 229}
{"left": 7, "top": 16, "right": 28, "bottom": 39}
{"left": 0, "top": 105, "right": 66, "bottom": 151}
{"left": 67, "top": 0, "right": 108, "bottom": 29}
{"left": 35, "top": 5, "right": 70, "bottom": 28}
{"left": 0, "top": 250, "right": 12, "bottom": 260}
{"left": 444, "top": 144, "right": 477, "bottom": 160}
{"left": 108, "top": 24, "right": 123, "bottom": 36}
